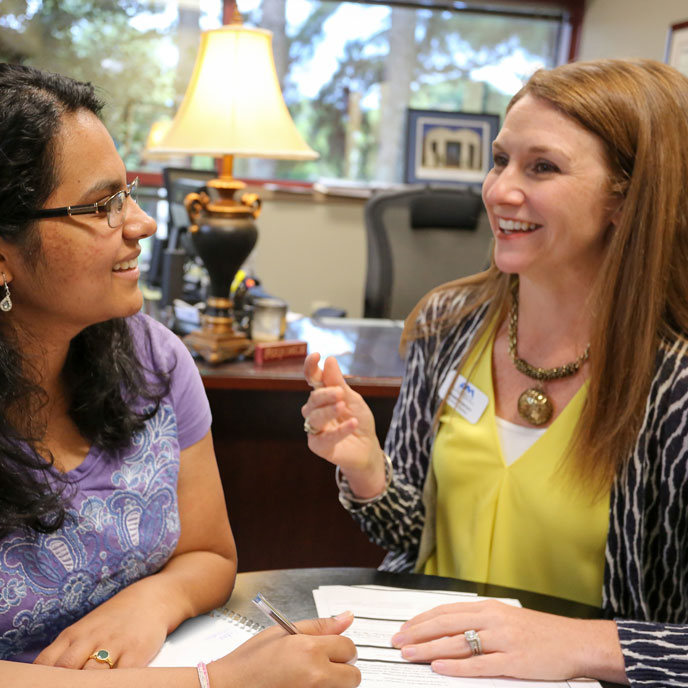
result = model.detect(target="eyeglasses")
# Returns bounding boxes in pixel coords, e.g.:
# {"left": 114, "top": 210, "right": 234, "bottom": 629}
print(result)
{"left": 30, "top": 177, "right": 139, "bottom": 229}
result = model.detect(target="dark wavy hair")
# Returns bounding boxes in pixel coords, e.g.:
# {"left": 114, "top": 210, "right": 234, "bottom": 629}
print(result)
{"left": 0, "top": 63, "right": 168, "bottom": 536}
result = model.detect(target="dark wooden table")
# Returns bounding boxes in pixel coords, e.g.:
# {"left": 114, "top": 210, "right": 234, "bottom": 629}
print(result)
{"left": 199, "top": 317, "right": 404, "bottom": 572}
{"left": 228, "top": 567, "right": 624, "bottom": 688}
{"left": 198, "top": 316, "right": 405, "bottom": 394}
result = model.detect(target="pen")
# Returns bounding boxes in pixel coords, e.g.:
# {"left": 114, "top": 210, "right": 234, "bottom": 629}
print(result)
{"left": 252, "top": 592, "right": 300, "bottom": 635}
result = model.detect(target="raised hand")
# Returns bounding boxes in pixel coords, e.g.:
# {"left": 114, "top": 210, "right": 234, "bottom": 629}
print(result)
{"left": 302, "top": 353, "right": 388, "bottom": 499}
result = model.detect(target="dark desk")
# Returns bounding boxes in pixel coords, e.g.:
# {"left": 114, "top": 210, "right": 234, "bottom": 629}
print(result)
{"left": 201, "top": 318, "right": 404, "bottom": 572}
{"left": 198, "top": 316, "right": 405, "bottom": 395}
{"left": 227, "top": 567, "right": 623, "bottom": 688}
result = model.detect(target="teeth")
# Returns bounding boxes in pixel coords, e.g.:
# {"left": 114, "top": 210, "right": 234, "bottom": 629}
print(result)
{"left": 113, "top": 258, "right": 138, "bottom": 271}
{"left": 498, "top": 218, "right": 538, "bottom": 233}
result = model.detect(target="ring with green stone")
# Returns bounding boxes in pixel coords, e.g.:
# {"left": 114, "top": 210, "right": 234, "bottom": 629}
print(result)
{"left": 88, "top": 648, "right": 114, "bottom": 668}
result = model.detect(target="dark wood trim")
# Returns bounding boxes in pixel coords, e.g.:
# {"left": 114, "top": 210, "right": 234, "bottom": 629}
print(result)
{"left": 128, "top": 169, "right": 315, "bottom": 192}
{"left": 201, "top": 373, "right": 402, "bottom": 397}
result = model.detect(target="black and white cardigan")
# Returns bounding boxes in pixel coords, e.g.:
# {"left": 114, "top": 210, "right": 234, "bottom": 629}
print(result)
{"left": 341, "top": 288, "right": 688, "bottom": 687}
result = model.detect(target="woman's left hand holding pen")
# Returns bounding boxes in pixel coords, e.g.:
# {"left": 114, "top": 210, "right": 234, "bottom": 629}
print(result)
{"left": 207, "top": 612, "right": 360, "bottom": 688}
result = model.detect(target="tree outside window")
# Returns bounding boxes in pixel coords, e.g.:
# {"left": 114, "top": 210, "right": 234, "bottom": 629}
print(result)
{"left": 0, "top": 0, "right": 568, "bottom": 184}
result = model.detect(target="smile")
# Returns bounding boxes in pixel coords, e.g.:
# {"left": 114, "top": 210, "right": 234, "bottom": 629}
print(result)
{"left": 113, "top": 258, "right": 138, "bottom": 272}
{"left": 497, "top": 217, "right": 541, "bottom": 235}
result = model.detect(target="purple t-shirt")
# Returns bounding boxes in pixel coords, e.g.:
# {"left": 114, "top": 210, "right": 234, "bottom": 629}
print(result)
{"left": 0, "top": 314, "right": 211, "bottom": 662}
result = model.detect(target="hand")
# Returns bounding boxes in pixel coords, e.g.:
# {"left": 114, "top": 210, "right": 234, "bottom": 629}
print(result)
{"left": 390, "top": 600, "right": 628, "bottom": 684}
{"left": 209, "top": 612, "right": 360, "bottom": 688}
{"left": 33, "top": 587, "right": 169, "bottom": 670}
{"left": 302, "top": 353, "right": 387, "bottom": 498}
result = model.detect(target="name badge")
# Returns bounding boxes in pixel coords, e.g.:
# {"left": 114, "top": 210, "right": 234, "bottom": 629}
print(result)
{"left": 438, "top": 373, "right": 489, "bottom": 424}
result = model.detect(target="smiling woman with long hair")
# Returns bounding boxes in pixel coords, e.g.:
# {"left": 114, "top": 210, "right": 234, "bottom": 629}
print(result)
{"left": 0, "top": 63, "right": 359, "bottom": 688}
{"left": 302, "top": 58, "right": 688, "bottom": 687}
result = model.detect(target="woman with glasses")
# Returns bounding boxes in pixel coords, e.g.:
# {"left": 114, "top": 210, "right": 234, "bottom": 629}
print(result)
{"left": 0, "top": 64, "right": 359, "bottom": 688}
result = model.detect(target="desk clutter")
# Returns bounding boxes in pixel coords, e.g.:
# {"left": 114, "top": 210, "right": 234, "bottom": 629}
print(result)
{"left": 148, "top": 271, "right": 309, "bottom": 366}
{"left": 253, "top": 340, "right": 308, "bottom": 365}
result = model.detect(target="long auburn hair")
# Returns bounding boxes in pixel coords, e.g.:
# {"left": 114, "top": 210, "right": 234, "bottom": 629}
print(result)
{"left": 0, "top": 64, "right": 169, "bottom": 536}
{"left": 403, "top": 59, "right": 688, "bottom": 491}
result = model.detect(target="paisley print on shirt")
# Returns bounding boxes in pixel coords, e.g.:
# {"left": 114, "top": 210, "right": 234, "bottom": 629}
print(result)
{"left": 0, "top": 402, "right": 181, "bottom": 661}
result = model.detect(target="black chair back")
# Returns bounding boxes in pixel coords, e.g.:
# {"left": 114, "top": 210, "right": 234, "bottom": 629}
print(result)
{"left": 162, "top": 167, "right": 217, "bottom": 251}
{"left": 363, "top": 186, "right": 492, "bottom": 319}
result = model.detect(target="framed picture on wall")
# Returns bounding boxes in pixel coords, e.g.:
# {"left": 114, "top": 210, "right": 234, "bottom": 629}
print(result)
{"left": 666, "top": 19, "right": 688, "bottom": 77}
{"left": 404, "top": 109, "right": 500, "bottom": 187}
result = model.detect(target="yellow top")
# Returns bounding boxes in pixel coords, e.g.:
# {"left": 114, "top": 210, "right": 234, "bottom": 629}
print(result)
{"left": 423, "top": 326, "right": 609, "bottom": 606}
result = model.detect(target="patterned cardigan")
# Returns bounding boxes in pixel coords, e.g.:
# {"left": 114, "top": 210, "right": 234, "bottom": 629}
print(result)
{"left": 340, "top": 287, "right": 688, "bottom": 687}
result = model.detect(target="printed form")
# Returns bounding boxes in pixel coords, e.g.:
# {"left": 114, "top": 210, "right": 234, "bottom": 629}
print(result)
{"left": 313, "top": 585, "right": 601, "bottom": 688}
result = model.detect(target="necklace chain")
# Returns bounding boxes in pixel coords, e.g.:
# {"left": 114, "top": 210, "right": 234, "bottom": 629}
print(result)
{"left": 507, "top": 289, "right": 590, "bottom": 381}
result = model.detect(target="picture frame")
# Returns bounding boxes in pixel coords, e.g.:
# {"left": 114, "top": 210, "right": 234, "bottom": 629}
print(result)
{"left": 666, "top": 19, "right": 688, "bottom": 77}
{"left": 404, "top": 109, "right": 500, "bottom": 187}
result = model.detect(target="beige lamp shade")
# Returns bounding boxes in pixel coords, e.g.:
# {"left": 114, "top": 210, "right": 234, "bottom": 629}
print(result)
{"left": 143, "top": 119, "right": 172, "bottom": 151}
{"left": 151, "top": 24, "right": 318, "bottom": 160}
{"left": 141, "top": 119, "right": 173, "bottom": 161}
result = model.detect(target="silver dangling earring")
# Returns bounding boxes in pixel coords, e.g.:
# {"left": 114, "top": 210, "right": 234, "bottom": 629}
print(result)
{"left": 1, "top": 273, "right": 12, "bottom": 312}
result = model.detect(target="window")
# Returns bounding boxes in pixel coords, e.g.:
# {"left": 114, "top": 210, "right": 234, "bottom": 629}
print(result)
{"left": 0, "top": 0, "right": 223, "bottom": 170}
{"left": 0, "top": 0, "right": 575, "bottom": 184}
{"left": 238, "top": 0, "right": 572, "bottom": 183}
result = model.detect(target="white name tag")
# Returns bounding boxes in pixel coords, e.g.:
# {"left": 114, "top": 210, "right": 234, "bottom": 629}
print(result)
{"left": 438, "top": 373, "right": 489, "bottom": 424}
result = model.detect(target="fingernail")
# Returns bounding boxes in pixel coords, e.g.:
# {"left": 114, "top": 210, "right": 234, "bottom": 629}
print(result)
{"left": 432, "top": 661, "right": 446, "bottom": 673}
{"left": 401, "top": 646, "right": 416, "bottom": 658}
{"left": 391, "top": 633, "right": 406, "bottom": 647}
{"left": 334, "top": 610, "right": 353, "bottom": 621}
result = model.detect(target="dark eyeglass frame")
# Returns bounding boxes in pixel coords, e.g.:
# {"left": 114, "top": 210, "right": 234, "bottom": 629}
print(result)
{"left": 30, "top": 177, "right": 139, "bottom": 229}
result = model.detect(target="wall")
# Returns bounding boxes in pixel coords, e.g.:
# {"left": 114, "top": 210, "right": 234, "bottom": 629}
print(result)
{"left": 245, "top": 188, "right": 368, "bottom": 318}
{"left": 579, "top": 0, "right": 686, "bottom": 61}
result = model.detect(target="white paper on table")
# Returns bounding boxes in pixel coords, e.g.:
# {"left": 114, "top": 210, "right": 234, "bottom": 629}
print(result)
{"left": 148, "top": 610, "right": 260, "bottom": 667}
{"left": 313, "top": 585, "right": 518, "bottom": 621}
{"left": 313, "top": 585, "right": 601, "bottom": 688}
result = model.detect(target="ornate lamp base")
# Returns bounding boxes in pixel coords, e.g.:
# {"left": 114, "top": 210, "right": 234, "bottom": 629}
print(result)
{"left": 184, "top": 297, "right": 254, "bottom": 364}
{"left": 184, "top": 326, "right": 253, "bottom": 364}
{"left": 182, "top": 161, "right": 260, "bottom": 364}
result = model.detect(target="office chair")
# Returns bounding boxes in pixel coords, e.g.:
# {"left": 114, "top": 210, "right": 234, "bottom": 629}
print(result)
{"left": 363, "top": 186, "right": 493, "bottom": 319}
{"left": 162, "top": 167, "right": 217, "bottom": 253}
{"left": 148, "top": 167, "right": 216, "bottom": 307}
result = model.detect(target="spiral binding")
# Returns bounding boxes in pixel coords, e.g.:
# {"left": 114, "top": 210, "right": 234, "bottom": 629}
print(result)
{"left": 210, "top": 607, "right": 264, "bottom": 633}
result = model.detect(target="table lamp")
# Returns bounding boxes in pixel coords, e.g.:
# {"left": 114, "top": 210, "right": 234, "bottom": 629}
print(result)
{"left": 149, "top": 21, "right": 318, "bottom": 363}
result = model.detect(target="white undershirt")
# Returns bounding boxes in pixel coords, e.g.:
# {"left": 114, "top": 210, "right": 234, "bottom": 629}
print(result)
{"left": 495, "top": 416, "right": 546, "bottom": 466}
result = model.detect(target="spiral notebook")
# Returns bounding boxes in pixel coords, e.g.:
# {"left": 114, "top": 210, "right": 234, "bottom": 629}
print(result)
{"left": 148, "top": 607, "right": 263, "bottom": 667}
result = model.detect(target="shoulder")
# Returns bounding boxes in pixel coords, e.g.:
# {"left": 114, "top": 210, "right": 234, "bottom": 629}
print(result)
{"left": 125, "top": 312, "right": 192, "bottom": 373}
{"left": 650, "top": 337, "right": 688, "bottom": 408}
{"left": 655, "top": 336, "right": 688, "bottom": 375}
{"left": 126, "top": 313, "right": 211, "bottom": 448}
{"left": 403, "top": 283, "right": 489, "bottom": 355}
{"left": 647, "top": 338, "right": 688, "bottom": 433}
{"left": 412, "top": 283, "right": 478, "bottom": 327}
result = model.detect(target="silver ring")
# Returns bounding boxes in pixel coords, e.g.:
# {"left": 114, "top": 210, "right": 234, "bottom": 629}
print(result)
{"left": 464, "top": 629, "right": 483, "bottom": 656}
{"left": 304, "top": 418, "right": 321, "bottom": 435}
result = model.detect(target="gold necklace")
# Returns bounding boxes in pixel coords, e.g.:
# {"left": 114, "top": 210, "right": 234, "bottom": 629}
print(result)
{"left": 507, "top": 289, "right": 590, "bottom": 426}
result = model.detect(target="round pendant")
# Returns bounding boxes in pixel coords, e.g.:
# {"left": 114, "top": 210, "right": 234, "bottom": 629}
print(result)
{"left": 517, "top": 387, "right": 553, "bottom": 426}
